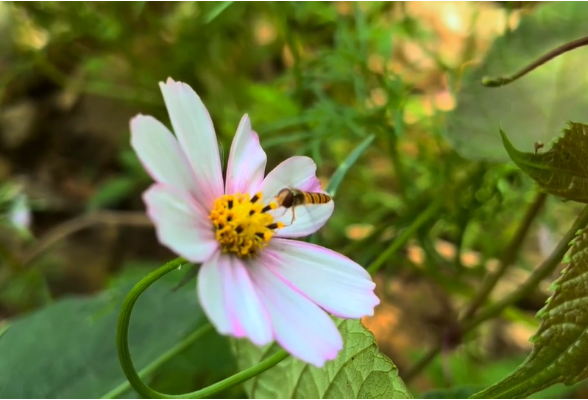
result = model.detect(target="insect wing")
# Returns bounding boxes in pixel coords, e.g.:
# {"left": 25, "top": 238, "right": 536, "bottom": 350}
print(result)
{"left": 273, "top": 192, "right": 334, "bottom": 236}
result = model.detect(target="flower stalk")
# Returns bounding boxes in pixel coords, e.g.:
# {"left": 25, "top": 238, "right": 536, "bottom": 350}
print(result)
{"left": 116, "top": 257, "right": 290, "bottom": 399}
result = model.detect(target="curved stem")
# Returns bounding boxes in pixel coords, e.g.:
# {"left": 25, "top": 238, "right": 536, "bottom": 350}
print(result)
{"left": 117, "top": 257, "right": 187, "bottom": 399}
{"left": 117, "top": 257, "right": 289, "bottom": 399}
{"left": 105, "top": 323, "right": 213, "bottom": 399}
{"left": 482, "top": 35, "right": 588, "bottom": 87}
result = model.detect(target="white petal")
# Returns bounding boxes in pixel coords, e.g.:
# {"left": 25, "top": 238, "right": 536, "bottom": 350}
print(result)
{"left": 10, "top": 194, "right": 31, "bottom": 230}
{"left": 258, "top": 156, "right": 323, "bottom": 202}
{"left": 130, "top": 115, "right": 199, "bottom": 194}
{"left": 143, "top": 184, "right": 217, "bottom": 263}
{"left": 225, "top": 114, "right": 267, "bottom": 195}
{"left": 258, "top": 156, "right": 331, "bottom": 237}
{"left": 198, "top": 252, "right": 273, "bottom": 345}
{"left": 159, "top": 78, "right": 223, "bottom": 207}
{"left": 266, "top": 239, "right": 379, "bottom": 318}
{"left": 273, "top": 201, "right": 334, "bottom": 238}
{"left": 249, "top": 254, "right": 343, "bottom": 367}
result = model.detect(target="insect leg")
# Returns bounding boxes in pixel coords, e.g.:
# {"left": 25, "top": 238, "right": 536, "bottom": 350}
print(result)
{"left": 289, "top": 207, "right": 296, "bottom": 225}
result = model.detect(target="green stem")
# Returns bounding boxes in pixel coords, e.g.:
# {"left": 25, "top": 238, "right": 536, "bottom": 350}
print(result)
{"left": 403, "top": 203, "right": 588, "bottom": 382}
{"left": 482, "top": 35, "right": 588, "bottom": 87}
{"left": 461, "top": 192, "right": 547, "bottom": 320}
{"left": 192, "top": 349, "right": 289, "bottom": 399}
{"left": 275, "top": 4, "right": 302, "bottom": 101}
{"left": 105, "top": 323, "right": 212, "bottom": 399}
{"left": 464, "top": 203, "right": 588, "bottom": 332}
{"left": 388, "top": 126, "right": 407, "bottom": 200}
{"left": 366, "top": 162, "right": 483, "bottom": 275}
{"left": 117, "top": 257, "right": 289, "bottom": 399}
{"left": 367, "top": 198, "right": 443, "bottom": 275}
{"left": 403, "top": 343, "right": 442, "bottom": 383}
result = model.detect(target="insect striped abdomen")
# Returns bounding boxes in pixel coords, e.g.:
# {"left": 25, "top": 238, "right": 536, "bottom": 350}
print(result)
{"left": 304, "top": 192, "right": 331, "bottom": 204}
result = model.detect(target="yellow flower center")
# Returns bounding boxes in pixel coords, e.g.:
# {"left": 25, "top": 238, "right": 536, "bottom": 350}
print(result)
{"left": 209, "top": 192, "right": 283, "bottom": 258}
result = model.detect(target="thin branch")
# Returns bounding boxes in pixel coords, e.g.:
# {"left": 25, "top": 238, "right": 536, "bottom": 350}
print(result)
{"left": 24, "top": 211, "right": 152, "bottom": 265}
{"left": 366, "top": 197, "right": 443, "bottom": 275}
{"left": 461, "top": 192, "right": 547, "bottom": 320}
{"left": 403, "top": 343, "right": 442, "bottom": 383}
{"left": 403, "top": 203, "right": 588, "bottom": 383}
{"left": 463, "top": 203, "right": 588, "bottom": 332}
{"left": 482, "top": 35, "right": 588, "bottom": 87}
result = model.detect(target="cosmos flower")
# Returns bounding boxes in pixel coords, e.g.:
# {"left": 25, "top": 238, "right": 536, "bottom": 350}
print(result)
{"left": 130, "top": 78, "right": 379, "bottom": 367}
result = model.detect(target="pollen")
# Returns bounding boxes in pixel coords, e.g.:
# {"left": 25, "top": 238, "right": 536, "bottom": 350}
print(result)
{"left": 209, "top": 192, "right": 284, "bottom": 258}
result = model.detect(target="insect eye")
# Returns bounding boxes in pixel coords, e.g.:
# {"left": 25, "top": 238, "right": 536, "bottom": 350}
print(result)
{"left": 282, "top": 191, "right": 294, "bottom": 208}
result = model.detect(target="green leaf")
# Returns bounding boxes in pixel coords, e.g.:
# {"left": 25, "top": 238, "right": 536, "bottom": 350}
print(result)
{"left": 87, "top": 176, "right": 136, "bottom": 210}
{"left": 233, "top": 318, "right": 412, "bottom": 399}
{"left": 309, "top": 134, "right": 375, "bottom": 245}
{"left": 0, "top": 322, "right": 9, "bottom": 339}
{"left": 203, "top": 1, "right": 234, "bottom": 24}
{"left": 446, "top": 2, "right": 588, "bottom": 161}
{"left": 326, "top": 134, "right": 375, "bottom": 197}
{"left": 471, "top": 230, "right": 588, "bottom": 398}
{"left": 0, "top": 269, "right": 206, "bottom": 398}
{"left": 500, "top": 123, "right": 588, "bottom": 203}
{"left": 247, "top": 84, "right": 301, "bottom": 129}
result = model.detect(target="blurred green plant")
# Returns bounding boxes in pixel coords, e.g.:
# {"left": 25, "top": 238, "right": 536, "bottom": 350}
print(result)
{"left": 2, "top": 1, "right": 588, "bottom": 399}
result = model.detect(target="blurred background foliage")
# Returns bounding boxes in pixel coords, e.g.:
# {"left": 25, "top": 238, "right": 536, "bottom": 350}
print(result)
{"left": 0, "top": 1, "right": 587, "bottom": 398}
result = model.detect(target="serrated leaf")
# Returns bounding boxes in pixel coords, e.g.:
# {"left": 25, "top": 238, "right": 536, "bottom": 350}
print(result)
{"left": 500, "top": 123, "right": 588, "bottom": 203}
{"left": 0, "top": 268, "right": 206, "bottom": 398}
{"left": 233, "top": 319, "right": 411, "bottom": 399}
{"left": 471, "top": 230, "right": 588, "bottom": 398}
{"left": 446, "top": 2, "right": 588, "bottom": 161}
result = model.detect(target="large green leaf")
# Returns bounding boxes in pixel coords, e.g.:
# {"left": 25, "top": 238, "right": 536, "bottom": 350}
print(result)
{"left": 446, "top": 2, "right": 588, "bottom": 162}
{"left": 233, "top": 318, "right": 411, "bottom": 399}
{"left": 500, "top": 123, "right": 588, "bottom": 203}
{"left": 471, "top": 230, "right": 588, "bottom": 398}
{"left": 0, "top": 266, "right": 206, "bottom": 398}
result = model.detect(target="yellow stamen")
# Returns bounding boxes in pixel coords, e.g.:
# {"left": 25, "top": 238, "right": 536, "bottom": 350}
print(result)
{"left": 209, "top": 192, "right": 283, "bottom": 258}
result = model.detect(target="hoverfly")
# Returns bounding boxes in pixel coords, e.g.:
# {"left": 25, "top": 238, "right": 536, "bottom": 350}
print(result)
{"left": 274, "top": 188, "right": 332, "bottom": 226}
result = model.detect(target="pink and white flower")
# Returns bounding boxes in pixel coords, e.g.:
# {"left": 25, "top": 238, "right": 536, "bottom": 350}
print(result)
{"left": 130, "top": 78, "right": 379, "bottom": 367}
